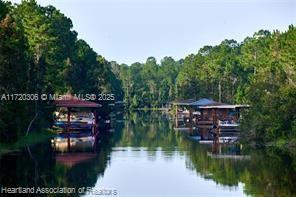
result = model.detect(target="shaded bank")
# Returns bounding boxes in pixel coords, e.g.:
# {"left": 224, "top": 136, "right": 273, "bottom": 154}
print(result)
{"left": 0, "top": 130, "right": 54, "bottom": 156}
{"left": 0, "top": 136, "right": 114, "bottom": 196}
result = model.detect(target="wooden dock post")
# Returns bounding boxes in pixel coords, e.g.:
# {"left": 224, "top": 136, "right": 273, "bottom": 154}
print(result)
{"left": 212, "top": 108, "right": 219, "bottom": 145}
{"left": 67, "top": 107, "right": 71, "bottom": 151}
{"left": 189, "top": 107, "right": 194, "bottom": 130}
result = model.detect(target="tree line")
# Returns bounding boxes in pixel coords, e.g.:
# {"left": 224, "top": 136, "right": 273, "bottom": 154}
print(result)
{"left": 112, "top": 57, "right": 182, "bottom": 108}
{"left": 0, "top": 0, "right": 295, "bottom": 145}
{"left": 0, "top": 0, "right": 123, "bottom": 143}
{"left": 117, "top": 28, "right": 296, "bottom": 145}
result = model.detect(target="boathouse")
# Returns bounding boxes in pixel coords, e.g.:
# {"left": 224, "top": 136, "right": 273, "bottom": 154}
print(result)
{"left": 171, "top": 98, "right": 249, "bottom": 140}
{"left": 171, "top": 98, "right": 249, "bottom": 125}
{"left": 54, "top": 94, "right": 102, "bottom": 135}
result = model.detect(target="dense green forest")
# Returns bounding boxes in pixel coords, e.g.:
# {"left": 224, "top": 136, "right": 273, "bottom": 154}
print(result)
{"left": 116, "top": 28, "right": 296, "bottom": 145}
{"left": 0, "top": 0, "right": 295, "bottom": 145}
{"left": 0, "top": 0, "right": 123, "bottom": 143}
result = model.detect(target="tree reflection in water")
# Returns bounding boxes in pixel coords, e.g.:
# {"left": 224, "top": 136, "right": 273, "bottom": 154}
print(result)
{"left": 0, "top": 112, "right": 295, "bottom": 196}
{"left": 116, "top": 112, "right": 296, "bottom": 196}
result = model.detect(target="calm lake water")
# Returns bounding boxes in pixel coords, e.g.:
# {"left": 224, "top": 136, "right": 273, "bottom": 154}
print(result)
{"left": 0, "top": 112, "right": 295, "bottom": 197}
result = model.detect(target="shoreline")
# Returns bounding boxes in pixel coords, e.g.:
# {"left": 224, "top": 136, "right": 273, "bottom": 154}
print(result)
{"left": 0, "top": 130, "right": 54, "bottom": 156}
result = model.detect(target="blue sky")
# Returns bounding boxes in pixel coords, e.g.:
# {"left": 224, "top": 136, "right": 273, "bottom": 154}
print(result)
{"left": 10, "top": 0, "right": 296, "bottom": 64}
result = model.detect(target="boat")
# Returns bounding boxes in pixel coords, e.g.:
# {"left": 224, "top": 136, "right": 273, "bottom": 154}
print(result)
{"left": 52, "top": 95, "right": 101, "bottom": 152}
{"left": 174, "top": 126, "right": 197, "bottom": 131}
{"left": 218, "top": 120, "right": 240, "bottom": 131}
{"left": 198, "top": 136, "right": 239, "bottom": 144}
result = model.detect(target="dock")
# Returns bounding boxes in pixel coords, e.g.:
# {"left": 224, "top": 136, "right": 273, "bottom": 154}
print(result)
{"left": 170, "top": 98, "right": 249, "bottom": 144}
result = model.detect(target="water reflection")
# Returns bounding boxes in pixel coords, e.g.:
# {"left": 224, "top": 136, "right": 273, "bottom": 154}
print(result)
{"left": 88, "top": 112, "right": 246, "bottom": 196}
{"left": 0, "top": 140, "right": 111, "bottom": 196}
{"left": 52, "top": 131, "right": 95, "bottom": 152}
{"left": 0, "top": 112, "right": 295, "bottom": 196}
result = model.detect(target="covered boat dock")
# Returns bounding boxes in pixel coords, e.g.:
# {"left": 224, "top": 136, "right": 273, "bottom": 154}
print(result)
{"left": 54, "top": 94, "right": 102, "bottom": 135}
{"left": 170, "top": 98, "right": 250, "bottom": 141}
{"left": 53, "top": 95, "right": 102, "bottom": 151}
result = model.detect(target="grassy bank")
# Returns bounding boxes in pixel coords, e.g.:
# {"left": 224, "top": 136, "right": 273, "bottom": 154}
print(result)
{"left": 0, "top": 130, "right": 55, "bottom": 156}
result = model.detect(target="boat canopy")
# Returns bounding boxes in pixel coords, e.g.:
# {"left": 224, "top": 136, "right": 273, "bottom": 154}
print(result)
{"left": 55, "top": 94, "right": 101, "bottom": 108}
{"left": 170, "top": 99, "right": 196, "bottom": 106}
{"left": 170, "top": 98, "right": 250, "bottom": 109}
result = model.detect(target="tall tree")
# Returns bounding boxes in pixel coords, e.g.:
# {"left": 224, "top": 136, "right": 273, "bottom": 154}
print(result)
{"left": 0, "top": 1, "right": 30, "bottom": 142}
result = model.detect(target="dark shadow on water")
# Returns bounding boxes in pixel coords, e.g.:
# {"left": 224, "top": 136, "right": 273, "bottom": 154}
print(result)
{"left": 0, "top": 112, "right": 295, "bottom": 196}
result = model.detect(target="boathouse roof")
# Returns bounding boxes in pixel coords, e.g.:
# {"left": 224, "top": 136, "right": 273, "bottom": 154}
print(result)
{"left": 170, "top": 99, "right": 196, "bottom": 105}
{"left": 171, "top": 98, "right": 249, "bottom": 109}
{"left": 55, "top": 94, "right": 101, "bottom": 108}
{"left": 190, "top": 98, "right": 222, "bottom": 106}
{"left": 171, "top": 98, "right": 224, "bottom": 106}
